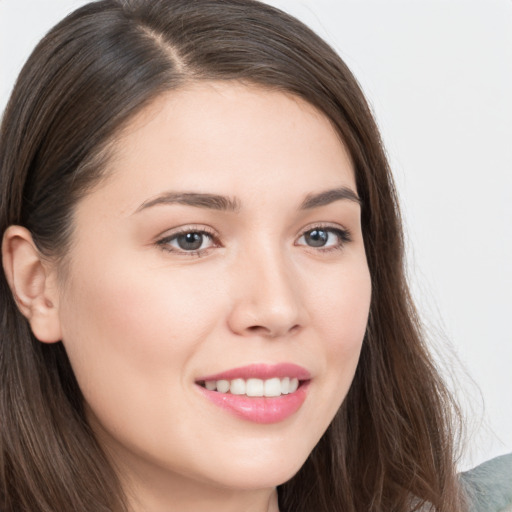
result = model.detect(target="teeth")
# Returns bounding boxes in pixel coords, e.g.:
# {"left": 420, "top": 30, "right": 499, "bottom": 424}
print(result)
{"left": 281, "top": 377, "right": 290, "bottom": 395}
{"left": 205, "top": 381, "right": 217, "bottom": 391}
{"left": 216, "top": 380, "right": 230, "bottom": 393}
{"left": 230, "top": 378, "right": 246, "bottom": 395}
{"left": 246, "top": 378, "right": 264, "bottom": 396}
{"left": 264, "top": 377, "right": 281, "bottom": 397}
{"left": 202, "top": 377, "right": 302, "bottom": 397}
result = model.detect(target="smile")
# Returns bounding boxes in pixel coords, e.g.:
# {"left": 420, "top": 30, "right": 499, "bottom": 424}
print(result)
{"left": 195, "top": 364, "right": 310, "bottom": 423}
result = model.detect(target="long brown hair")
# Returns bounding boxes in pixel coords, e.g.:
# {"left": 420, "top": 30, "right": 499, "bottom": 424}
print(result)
{"left": 0, "top": 1, "right": 465, "bottom": 510}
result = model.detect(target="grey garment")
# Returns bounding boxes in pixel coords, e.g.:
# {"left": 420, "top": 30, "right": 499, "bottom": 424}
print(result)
{"left": 460, "top": 453, "right": 512, "bottom": 512}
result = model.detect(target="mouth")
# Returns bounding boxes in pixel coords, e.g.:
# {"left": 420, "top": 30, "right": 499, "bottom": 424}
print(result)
{"left": 196, "top": 376, "right": 305, "bottom": 397}
{"left": 194, "top": 363, "right": 311, "bottom": 424}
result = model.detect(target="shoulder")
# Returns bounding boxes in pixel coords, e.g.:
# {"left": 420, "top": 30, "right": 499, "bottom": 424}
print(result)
{"left": 460, "top": 453, "right": 512, "bottom": 512}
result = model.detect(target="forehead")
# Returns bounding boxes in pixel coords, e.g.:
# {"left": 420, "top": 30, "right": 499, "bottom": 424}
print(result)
{"left": 87, "top": 81, "right": 356, "bottom": 212}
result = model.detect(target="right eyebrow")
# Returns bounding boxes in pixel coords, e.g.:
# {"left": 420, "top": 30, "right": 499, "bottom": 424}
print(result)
{"left": 134, "top": 192, "right": 241, "bottom": 214}
{"left": 299, "top": 187, "right": 361, "bottom": 209}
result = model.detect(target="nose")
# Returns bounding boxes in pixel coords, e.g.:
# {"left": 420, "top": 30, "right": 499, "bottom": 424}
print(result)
{"left": 226, "top": 245, "right": 307, "bottom": 339}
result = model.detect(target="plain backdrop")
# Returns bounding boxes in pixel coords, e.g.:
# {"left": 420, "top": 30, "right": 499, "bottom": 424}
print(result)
{"left": 1, "top": 0, "right": 511, "bottom": 471}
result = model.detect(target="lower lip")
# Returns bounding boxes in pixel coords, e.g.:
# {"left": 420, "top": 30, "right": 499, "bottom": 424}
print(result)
{"left": 197, "top": 382, "right": 309, "bottom": 424}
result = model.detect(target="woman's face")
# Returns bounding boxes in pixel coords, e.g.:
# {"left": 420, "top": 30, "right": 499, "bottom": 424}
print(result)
{"left": 55, "top": 83, "right": 371, "bottom": 501}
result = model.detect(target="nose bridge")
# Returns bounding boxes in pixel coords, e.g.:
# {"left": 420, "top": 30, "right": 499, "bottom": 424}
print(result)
{"left": 228, "top": 238, "right": 304, "bottom": 337}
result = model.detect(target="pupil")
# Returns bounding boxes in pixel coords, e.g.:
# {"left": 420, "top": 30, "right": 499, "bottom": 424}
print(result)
{"left": 177, "top": 232, "right": 203, "bottom": 250}
{"left": 307, "top": 229, "right": 328, "bottom": 247}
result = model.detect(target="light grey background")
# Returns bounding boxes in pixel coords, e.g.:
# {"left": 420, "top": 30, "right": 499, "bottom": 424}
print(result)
{"left": 1, "top": 0, "right": 510, "bottom": 471}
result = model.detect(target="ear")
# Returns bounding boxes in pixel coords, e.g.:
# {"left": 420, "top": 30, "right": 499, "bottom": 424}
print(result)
{"left": 2, "top": 226, "right": 62, "bottom": 343}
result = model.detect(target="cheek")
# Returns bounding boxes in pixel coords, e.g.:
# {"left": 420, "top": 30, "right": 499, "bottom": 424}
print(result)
{"left": 307, "top": 260, "right": 371, "bottom": 404}
{"left": 61, "top": 252, "right": 218, "bottom": 351}
{"left": 57, "top": 253, "right": 234, "bottom": 472}
{"left": 311, "top": 258, "right": 371, "bottom": 347}
{"left": 57, "top": 253, "right": 222, "bottom": 419}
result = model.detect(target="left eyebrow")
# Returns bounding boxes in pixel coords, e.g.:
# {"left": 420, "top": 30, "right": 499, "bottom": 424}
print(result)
{"left": 299, "top": 187, "right": 361, "bottom": 209}
{"left": 135, "top": 192, "right": 241, "bottom": 213}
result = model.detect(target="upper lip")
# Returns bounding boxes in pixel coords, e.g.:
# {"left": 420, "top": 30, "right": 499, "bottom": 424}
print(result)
{"left": 196, "top": 363, "right": 311, "bottom": 382}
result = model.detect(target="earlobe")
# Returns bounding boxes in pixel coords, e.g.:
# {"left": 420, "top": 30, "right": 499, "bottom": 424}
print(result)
{"left": 2, "top": 226, "right": 62, "bottom": 343}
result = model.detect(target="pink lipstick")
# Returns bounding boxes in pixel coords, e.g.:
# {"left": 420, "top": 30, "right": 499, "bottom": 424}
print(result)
{"left": 195, "top": 363, "right": 310, "bottom": 424}
{"left": 197, "top": 363, "right": 311, "bottom": 382}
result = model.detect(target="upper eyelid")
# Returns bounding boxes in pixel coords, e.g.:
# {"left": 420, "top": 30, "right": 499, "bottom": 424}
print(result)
{"left": 155, "top": 224, "right": 218, "bottom": 241}
{"left": 299, "top": 221, "right": 349, "bottom": 231}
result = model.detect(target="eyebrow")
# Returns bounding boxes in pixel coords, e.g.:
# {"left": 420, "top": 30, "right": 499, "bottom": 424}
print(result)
{"left": 299, "top": 186, "right": 361, "bottom": 209}
{"left": 135, "top": 186, "right": 361, "bottom": 214}
{"left": 136, "top": 192, "right": 242, "bottom": 213}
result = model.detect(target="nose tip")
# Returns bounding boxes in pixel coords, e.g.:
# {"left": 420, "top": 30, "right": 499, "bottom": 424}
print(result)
{"left": 226, "top": 255, "right": 306, "bottom": 339}
{"left": 228, "top": 302, "right": 303, "bottom": 339}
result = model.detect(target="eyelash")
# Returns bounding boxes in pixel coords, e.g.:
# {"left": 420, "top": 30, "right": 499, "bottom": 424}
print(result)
{"left": 156, "top": 224, "right": 352, "bottom": 258}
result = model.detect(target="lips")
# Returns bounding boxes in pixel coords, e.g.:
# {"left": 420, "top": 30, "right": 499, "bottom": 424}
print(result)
{"left": 195, "top": 363, "right": 311, "bottom": 424}
{"left": 196, "top": 363, "right": 311, "bottom": 382}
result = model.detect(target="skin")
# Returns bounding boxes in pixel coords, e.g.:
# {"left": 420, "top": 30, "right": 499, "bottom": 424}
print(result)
{"left": 3, "top": 82, "right": 371, "bottom": 512}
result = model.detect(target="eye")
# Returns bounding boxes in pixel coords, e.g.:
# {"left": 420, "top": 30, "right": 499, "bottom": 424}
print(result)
{"left": 296, "top": 226, "right": 351, "bottom": 250}
{"left": 157, "top": 228, "right": 217, "bottom": 255}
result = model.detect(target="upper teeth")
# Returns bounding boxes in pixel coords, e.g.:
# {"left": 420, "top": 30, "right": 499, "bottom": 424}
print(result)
{"left": 204, "top": 377, "right": 299, "bottom": 397}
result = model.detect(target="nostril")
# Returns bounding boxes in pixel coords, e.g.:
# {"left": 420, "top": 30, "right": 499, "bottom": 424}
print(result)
{"left": 247, "top": 325, "right": 268, "bottom": 334}
{"left": 289, "top": 324, "right": 300, "bottom": 334}
{"left": 245, "top": 324, "right": 300, "bottom": 338}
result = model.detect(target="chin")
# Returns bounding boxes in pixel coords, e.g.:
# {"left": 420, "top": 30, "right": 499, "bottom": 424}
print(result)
{"left": 199, "top": 445, "right": 311, "bottom": 491}
{"left": 211, "top": 463, "right": 304, "bottom": 491}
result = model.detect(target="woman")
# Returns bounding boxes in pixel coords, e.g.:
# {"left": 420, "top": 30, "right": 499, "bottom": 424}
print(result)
{"left": 0, "top": 1, "right": 509, "bottom": 511}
